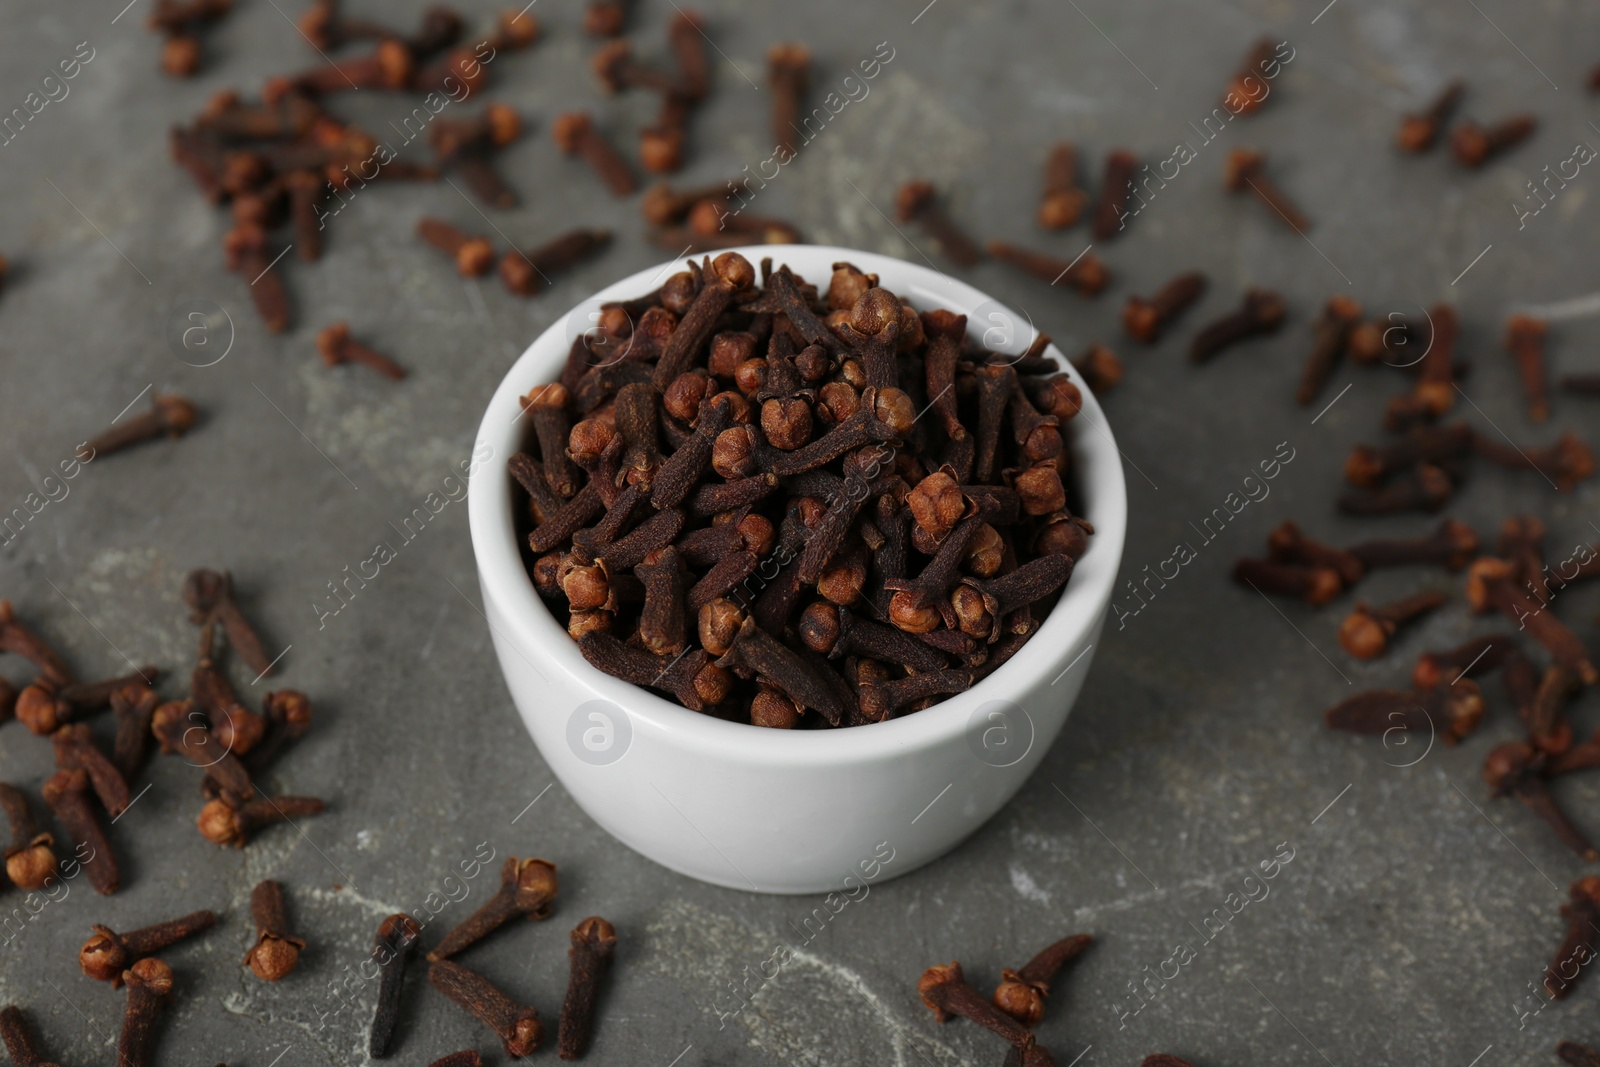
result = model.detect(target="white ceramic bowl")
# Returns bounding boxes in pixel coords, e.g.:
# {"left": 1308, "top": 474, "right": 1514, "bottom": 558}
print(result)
{"left": 468, "top": 245, "right": 1127, "bottom": 894}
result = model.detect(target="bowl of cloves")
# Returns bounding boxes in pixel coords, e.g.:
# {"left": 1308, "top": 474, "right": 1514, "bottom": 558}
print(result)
{"left": 469, "top": 245, "right": 1127, "bottom": 893}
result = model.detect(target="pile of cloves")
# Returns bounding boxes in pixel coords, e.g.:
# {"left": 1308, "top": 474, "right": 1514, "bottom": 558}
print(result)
{"left": 1222, "top": 286, "right": 1600, "bottom": 864}
{"left": 0, "top": 564, "right": 328, "bottom": 909}
{"left": 917, "top": 932, "right": 1092, "bottom": 1065}
{"left": 0, "top": 571, "right": 328, "bottom": 1067}
{"left": 168, "top": 6, "right": 539, "bottom": 338}
{"left": 510, "top": 253, "right": 1094, "bottom": 726}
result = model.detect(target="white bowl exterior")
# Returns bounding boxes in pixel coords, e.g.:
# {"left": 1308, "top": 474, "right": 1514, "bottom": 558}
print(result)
{"left": 469, "top": 246, "right": 1127, "bottom": 894}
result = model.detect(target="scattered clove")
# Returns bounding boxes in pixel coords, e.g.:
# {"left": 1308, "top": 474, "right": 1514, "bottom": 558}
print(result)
{"left": 558, "top": 916, "right": 617, "bottom": 1060}
{"left": 1485, "top": 741, "right": 1597, "bottom": 860}
{"left": 1324, "top": 681, "right": 1485, "bottom": 744}
{"left": 430, "top": 960, "right": 543, "bottom": 1058}
{"left": 1189, "top": 288, "right": 1286, "bottom": 362}
{"left": 1037, "top": 142, "right": 1087, "bottom": 229}
{"left": 184, "top": 568, "right": 274, "bottom": 678}
{"left": 1123, "top": 272, "right": 1206, "bottom": 343}
{"left": 897, "top": 181, "right": 983, "bottom": 267}
{"left": 1504, "top": 314, "right": 1551, "bottom": 422}
{"left": 198, "top": 794, "right": 326, "bottom": 848}
{"left": 318, "top": 322, "right": 406, "bottom": 380}
{"left": 85, "top": 395, "right": 199, "bottom": 458}
{"left": 992, "top": 932, "right": 1093, "bottom": 1026}
{"left": 1337, "top": 591, "right": 1445, "bottom": 659}
{"left": 1226, "top": 149, "right": 1310, "bottom": 231}
{"left": 429, "top": 857, "right": 558, "bottom": 960}
{"left": 553, "top": 113, "right": 637, "bottom": 197}
{"left": 369, "top": 914, "right": 423, "bottom": 1057}
{"left": 0, "top": 783, "right": 58, "bottom": 890}
{"left": 117, "top": 958, "right": 175, "bottom": 1067}
{"left": 41, "top": 769, "right": 118, "bottom": 895}
{"left": 1451, "top": 114, "right": 1537, "bottom": 167}
{"left": 1398, "top": 80, "right": 1464, "bottom": 152}
{"left": 245, "top": 879, "right": 305, "bottom": 981}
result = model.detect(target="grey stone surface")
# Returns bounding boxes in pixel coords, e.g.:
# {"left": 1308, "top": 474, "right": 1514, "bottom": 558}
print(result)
{"left": 2, "top": 0, "right": 1598, "bottom": 1064}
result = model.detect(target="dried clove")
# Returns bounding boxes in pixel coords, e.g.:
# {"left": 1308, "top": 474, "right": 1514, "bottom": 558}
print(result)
{"left": 319, "top": 322, "right": 406, "bottom": 380}
{"left": 1347, "top": 519, "right": 1479, "bottom": 571}
{"left": 553, "top": 112, "right": 636, "bottom": 197}
{"left": 1547, "top": 878, "right": 1600, "bottom": 999}
{"left": 1337, "top": 463, "right": 1455, "bottom": 516}
{"left": 1504, "top": 313, "right": 1552, "bottom": 421}
{"left": 1037, "top": 142, "right": 1087, "bottom": 229}
{"left": 992, "top": 932, "right": 1093, "bottom": 1026}
{"left": 1092, "top": 150, "right": 1137, "bottom": 240}
{"left": 1190, "top": 288, "right": 1286, "bottom": 362}
{"left": 558, "top": 916, "right": 617, "bottom": 1060}
{"left": 1472, "top": 430, "right": 1595, "bottom": 491}
{"left": 1398, "top": 80, "right": 1464, "bottom": 152}
{"left": 1470, "top": 559, "right": 1598, "bottom": 684}
{"left": 500, "top": 229, "right": 613, "bottom": 297}
{"left": 986, "top": 240, "right": 1108, "bottom": 297}
{"left": 430, "top": 959, "right": 543, "bottom": 1058}
{"left": 191, "top": 624, "right": 267, "bottom": 756}
{"left": 1225, "top": 148, "right": 1310, "bottom": 231}
{"left": 1485, "top": 741, "right": 1597, "bottom": 860}
{"left": 245, "top": 879, "right": 304, "bottom": 981}
{"left": 419, "top": 217, "right": 495, "bottom": 277}
{"left": 767, "top": 44, "right": 810, "bottom": 158}
{"left": 1324, "top": 681, "right": 1485, "bottom": 744}
{"left": 85, "top": 395, "right": 199, "bottom": 457}
{"left": 1412, "top": 634, "right": 1518, "bottom": 689}
{"left": 1123, "top": 272, "right": 1206, "bottom": 343}
{"left": 16, "top": 665, "right": 161, "bottom": 737}
{"left": 897, "top": 181, "right": 983, "bottom": 267}
{"left": 198, "top": 794, "right": 325, "bottom": 847}
{"left": 1451, "top": 114, "right": 1537, "bottom": 167}
{"left": 369, "top": 914, "right": 423, "bottom": 1057}
{"left": 1297, "top": 295, "right": 1363, "bottom": 404}
{"left": 184, "top": 568, "right": 274, "bottom": 678}
{"left": 152, "top": 699, "right": 256, "bottom": 799}
{"left": 53, "top": 723, "right": 133, "bottom": 818}
{"left": 42, "top": 769, "right": 118, "bottom": 895}
{"left": 1343, "top": 422, "right": 1472, "bottom": 487}
{"left": 1337, "top": 591, "right": 1445, "bottom": 660}
{"left": 0, "top": 1007, "right": 56, "bottom": 1067}
{"left": 1232, "top": 558, "right": 1341, "bottom": 606}
{"left": 117, "top": 958, "right": 175, "bottom": 1067}
{"left": 429, "top": 857, "right": 558, "bottom": 960}
{"left": 0, "top": 783, "right": 57, "bottom": 890}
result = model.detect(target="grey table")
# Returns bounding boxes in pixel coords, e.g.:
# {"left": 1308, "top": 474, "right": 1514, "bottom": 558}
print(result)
{"left": 2, "top": 0, "right": 1598, "bottom": 1064}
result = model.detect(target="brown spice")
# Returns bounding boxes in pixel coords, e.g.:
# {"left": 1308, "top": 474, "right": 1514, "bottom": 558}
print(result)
{"left": 245, "top": 879, "right": 304, "bottom": 980}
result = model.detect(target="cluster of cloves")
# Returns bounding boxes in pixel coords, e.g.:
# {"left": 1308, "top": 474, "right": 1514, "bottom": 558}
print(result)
{"left": 587, "top": 11, "right": 711, "bottom": 177}
{"left": 0, "top": 598, "right": 167, "bottom": 897}
{"left": 169, "top": 6, "right": 537, "bottom": 336}
{"left": 917, "top": 932, "right": 1091, "bottom": 1064}
{"left": 1285, "top": 508, "right": 1600, "bottom": 856}
{"left": 1394, "top": 78, "right": 1538, "bottom": 167}
{"left": 356, "top": 854, "right": 617, "bottom": 1061}
{"left": 511, "top": 254, "right": 1094, "bottom": 726}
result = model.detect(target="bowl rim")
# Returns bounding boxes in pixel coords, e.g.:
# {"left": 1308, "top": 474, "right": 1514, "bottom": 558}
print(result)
{"left": 468, "top": 244, "right": 1128, "bottom": 766}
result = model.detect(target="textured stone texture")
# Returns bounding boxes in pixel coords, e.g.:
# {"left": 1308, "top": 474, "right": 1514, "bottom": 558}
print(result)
{"left": 1, "top": 1, "right": 1597, "bottom": 1065}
